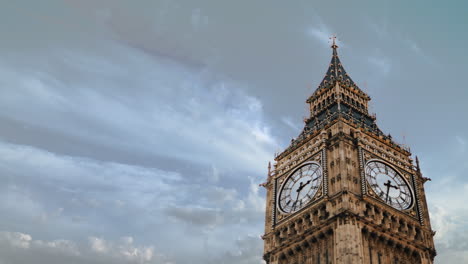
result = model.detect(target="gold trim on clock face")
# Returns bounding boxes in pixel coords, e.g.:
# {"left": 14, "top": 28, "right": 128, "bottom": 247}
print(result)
{"left": 365, "top": 159, "right": 414, "bottom": 210}
{"left": 278, "top": 161, "right": 322, "bottom": 214}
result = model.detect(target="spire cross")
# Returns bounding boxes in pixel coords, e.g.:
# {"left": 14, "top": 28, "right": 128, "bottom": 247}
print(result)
{"left": 329, "top": 34, "right": 337, "bottom": 47}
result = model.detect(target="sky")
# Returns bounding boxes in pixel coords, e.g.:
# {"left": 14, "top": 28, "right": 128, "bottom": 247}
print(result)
{"left": 0, "top": 0, "right": 467, "bottom": 263}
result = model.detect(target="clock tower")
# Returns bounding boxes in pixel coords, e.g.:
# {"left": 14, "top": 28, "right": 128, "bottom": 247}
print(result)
{"left": 261, "top": 41, "right": 436, "bottom": 264}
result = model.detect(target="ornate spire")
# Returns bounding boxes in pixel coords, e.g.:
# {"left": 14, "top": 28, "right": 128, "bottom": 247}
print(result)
{"left": 415, "top": 156, "right": 421, "bottom": 172}
{"left": 307, "top": 36, "right": 368, "bottom": 104}
{"left": 319, "top": 40, "right": 358, "bottom": 91}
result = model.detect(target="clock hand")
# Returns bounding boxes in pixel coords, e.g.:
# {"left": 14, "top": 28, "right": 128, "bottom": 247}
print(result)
{"left": 295, "top": 182, "right": 304, "bottom": 202}
{"left": 385, "top": 184, "right": 391, "bottom": 203}
{"left": 295, "top": 190, "right": 300, "bottom": 203}
{"left": 296, "top": 180, "right": 312, "bottom": 193}
{"left": 383, "top": 180, "right": 399, "bottom": 203}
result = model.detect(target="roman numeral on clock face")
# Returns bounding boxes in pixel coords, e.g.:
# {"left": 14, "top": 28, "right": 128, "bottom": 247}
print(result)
{"left": 278, "top": 162, "right": 323, "bottom": 213}
{"left": 365, "top": 160, "right": 414, "bottom": 211}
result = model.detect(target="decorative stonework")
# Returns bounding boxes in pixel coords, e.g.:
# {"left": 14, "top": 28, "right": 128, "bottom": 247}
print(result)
{"left": 262, "top": 43, "right": 436, "bottom": 264}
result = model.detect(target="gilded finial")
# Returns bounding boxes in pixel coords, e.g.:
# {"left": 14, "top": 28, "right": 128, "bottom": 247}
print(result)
{"left": 329, "top": 34, "right": 338, "bottom": 48}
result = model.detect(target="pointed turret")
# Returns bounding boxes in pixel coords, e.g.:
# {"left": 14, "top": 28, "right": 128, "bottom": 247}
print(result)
{"left": 307, "top": 40, "right": 369, "bottom": 104}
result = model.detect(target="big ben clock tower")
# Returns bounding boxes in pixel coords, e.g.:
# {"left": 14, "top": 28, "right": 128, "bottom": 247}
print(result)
{"left": 261, "top": 39, "right": 436, "bottom": 264}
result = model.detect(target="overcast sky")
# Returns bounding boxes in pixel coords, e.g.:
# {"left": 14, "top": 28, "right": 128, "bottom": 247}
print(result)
{"left": 0, "top": 1, "right": 467, "bottom": 263}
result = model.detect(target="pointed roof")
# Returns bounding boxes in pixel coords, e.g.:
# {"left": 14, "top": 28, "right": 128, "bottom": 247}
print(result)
{"left": 307, "top": 42, "right": 367, "bottom": 102}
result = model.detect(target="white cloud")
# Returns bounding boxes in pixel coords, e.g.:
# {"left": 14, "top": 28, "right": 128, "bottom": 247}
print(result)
{"left": 34, "top": 239, "right": 81, "bottom": 256}
{"left": 0, "top": 231, "right": 166, "bottom": 264}
{"left": 0, "top": 231, "right": 80, "bottom": 256}
{"left": 0, "top": 140, "right": 183, "bottom": 210}
{"left": 281, "top": 116, "right": 301, "bottom": 131}
{"left": 306, "top": 15, "right": 343, "bottom": 48}
{"left": 0, "top": 139, "right": 266, "bottom": 263}
{"left": 0, "top": 232, "right": 32, "bottom": 249}
{"left": 89, "top": 236, "right": 155, "bottom": 263}
{"left": 89, "top": 237, "right": 109, "bottom": 253}
{"left": 308, "top": 26, "right": 331, "bottom": 47}
{"left": 247, "top": 177, "right": 266, "bottom": 214}
{"left": 427, "top": 170, "right": 468, "bottom": 263}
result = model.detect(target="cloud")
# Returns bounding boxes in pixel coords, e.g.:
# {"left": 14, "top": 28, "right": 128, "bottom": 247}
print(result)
{"left": 404, "top": 38, "right": 437, "bottom": 66}
{"left": 425, "top": 155, "right": 468, "bottom": 263}
{"left": 281, "top": 116, "right": 301, "bottom": 131}
{"left": 307, "top": 14, "right": 346, "bottom": 47}
{"left": 34, "top": 239, "right": 81, "bottom": 257}
{"left": 308, "top": 26, "right": 331, "bottom": 47}
{"left": 166, "top": 206, "right": 223, "bottom": 228}
{"left": 0, "top": 231, "right": 166, "bottom": 264}
{"left": 306, "top": 15, "right": 340, "bottom": 48}
{"left": 0, "top": 139, "right": 266, "bottom": 263}
{"left": 215, "top": 235, "right": 265, "bottom": 264}
{"left": 89, "top": 236, "right": 155, "bottom": 263}
{"left": 0, "top": 231, "right": 81, "bottom": 260}
{"left": 0, "top": 232, "right": 32, "bottom": 249}
{"left": 0, "top": 42, "right": 278, "bottom": 174}
{"left": 430, "top": 205, "right": 468, "bottom": 263}
{"left": 368, "top": 21, "right": 389, "bottom": 39}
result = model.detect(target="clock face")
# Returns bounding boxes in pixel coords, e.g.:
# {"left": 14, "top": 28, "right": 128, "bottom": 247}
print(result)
{"left": 278, "top": 162, "right": 322, "bottom": 214}
{"left": 365, "top": 160, "right": 413, "bottom": 210}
